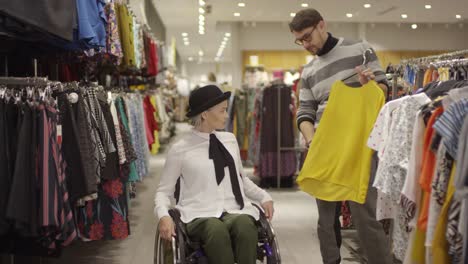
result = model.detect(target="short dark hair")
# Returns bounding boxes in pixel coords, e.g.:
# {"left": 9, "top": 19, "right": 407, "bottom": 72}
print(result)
{"left": 289, "top": 9, "right": 323, "bottom": 32}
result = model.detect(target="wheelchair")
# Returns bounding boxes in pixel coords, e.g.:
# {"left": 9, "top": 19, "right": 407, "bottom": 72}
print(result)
{"left": 154, "top": 204, "right": 281, "bottom": 264}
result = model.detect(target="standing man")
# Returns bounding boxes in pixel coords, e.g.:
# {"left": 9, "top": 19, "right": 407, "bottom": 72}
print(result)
{"left": 290, "top": 9, "right": 392, "bottom": 264}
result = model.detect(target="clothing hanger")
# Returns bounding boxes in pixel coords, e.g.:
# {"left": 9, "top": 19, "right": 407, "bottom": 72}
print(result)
{"left": 341, "top": 48, "right": 373, "bottom": 83}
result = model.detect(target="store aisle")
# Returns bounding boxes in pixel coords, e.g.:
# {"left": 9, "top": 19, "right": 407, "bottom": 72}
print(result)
{"left": 4, "top": 123, "right": 361, "bottom": 264}
{"left": 265, "top": 191, "right": 361, "bottom": 264}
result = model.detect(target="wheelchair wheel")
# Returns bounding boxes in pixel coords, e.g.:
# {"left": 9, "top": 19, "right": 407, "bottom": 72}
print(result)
{"left": 154, "top": 228, "right": 186, "bottom": 264}
{"left": 266, "top": 230, "right": 281, "bottom": 264}
{"left": 260, "top": 221, "right": 281, "bottom": 264}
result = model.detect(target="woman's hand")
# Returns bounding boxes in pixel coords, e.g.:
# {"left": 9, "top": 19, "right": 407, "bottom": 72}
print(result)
{"left": 158, "top": 216, "right": 176, "bottom": 241}
{"left": 261, "top": 201, "right": 274, "bottom": 221}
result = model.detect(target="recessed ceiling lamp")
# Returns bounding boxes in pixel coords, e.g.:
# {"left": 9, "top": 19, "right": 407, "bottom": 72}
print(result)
{"left": 401, "top": 14, "right": 408, "bottom": 19}
{"left": 225, "top": 33, "right": 231, "bottom": 37}
{"left": 456, "top": 14, "right": 462, "bottom": 19}
{"left": 238, "top": 3, "right": 246, "bottom": 7}
{"left": 199, "top": 50, "right": 204, "bottom": 56}
{"left": 199, "top": 7, "right": 205, "bottom": 14}
{"left": 301, "top": 3, "right": 309, "bottom": 7}
{"left": 290, "top": 13, "right": 296, "bottom": 17}
{"left": 182, "top": 32, "right": 188, "bottom": 37}
{"left": 199, "top": 15, "right": 205, "bottom": 21}
{"left": 411, "top": 24, "right": 418, "bottom": 29}
{"left": 234, "top": 12, "right": 241, "bottom": 17}
{"left": 188, "top": 57, "right": 194, "bottom": 61}
{"left": 199, "top": 0, "right": 205, "bottom": 6}
{"left": 364, "top": 4, "right": 371, "bottom": 8}
{"left": 346, "top": 13, "right": 353, "bottom": 18}
{"left": 425, "top": 4, "right": 432, "bottom": 9}
{"left": 184, "top": 42, "right": 190, "bottom": 46}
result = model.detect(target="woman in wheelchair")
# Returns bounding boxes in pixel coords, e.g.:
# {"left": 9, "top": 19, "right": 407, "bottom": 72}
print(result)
{"left": 154, "top": 85, "right": 274, "bottom": 264}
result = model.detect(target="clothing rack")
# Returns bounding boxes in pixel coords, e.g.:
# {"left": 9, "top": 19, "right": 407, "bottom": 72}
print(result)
{"left": 276, "top": 84, "right": 307, "bottom": 188}
{"left": 391, "top": 49, "right": 468, "bottom": 99}
{"left": 0, "top": 76, "right": 49, "bottom": 85}
{"left": 431, "top": 57, "right": 468, "bottom": 67}
{"left": 400, "top": 49, "right": 468, "bottom": 65}
{"left": 0, "top": 77, "right": 50, "bottom": 264}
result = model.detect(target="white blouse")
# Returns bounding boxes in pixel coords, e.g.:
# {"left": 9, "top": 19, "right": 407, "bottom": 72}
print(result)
{"left": 154, "top": 130, "right": 273, "bottom": 223}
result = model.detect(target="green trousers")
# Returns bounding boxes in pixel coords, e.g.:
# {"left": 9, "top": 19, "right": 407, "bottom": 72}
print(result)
{"left": 186, "top": 213, "right": 258, "bottom": 264}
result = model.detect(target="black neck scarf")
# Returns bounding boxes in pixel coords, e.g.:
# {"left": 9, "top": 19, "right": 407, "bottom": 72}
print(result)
{"left": 316, "top": 32, "right": 339, "bottom": 57}
{"left": 209, "top": 134, "right": 244, "bottom": 209}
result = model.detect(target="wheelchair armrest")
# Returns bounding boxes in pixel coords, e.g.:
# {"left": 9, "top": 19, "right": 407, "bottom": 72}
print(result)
{"left": 251, "top": 203, "right": 272, "bottom": 240}
{"left": 252, "top": 203, "right": 266, "bottom": 218}
{"left": 168, "top": 208, "right": 202, "bottom": 250}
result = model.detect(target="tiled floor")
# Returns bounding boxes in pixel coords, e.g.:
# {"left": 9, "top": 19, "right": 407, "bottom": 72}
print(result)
{"left": 1, "top": 123, "right": 365, "bottom": 264}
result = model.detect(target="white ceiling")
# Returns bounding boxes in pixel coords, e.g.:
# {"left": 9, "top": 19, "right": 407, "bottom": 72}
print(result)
{"left": 154, "top": 0, "right": 468, "bottom": 62}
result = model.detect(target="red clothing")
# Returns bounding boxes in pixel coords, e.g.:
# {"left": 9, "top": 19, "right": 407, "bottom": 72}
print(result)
{"left": 143, "top": 96, "right": 159, "bottom": 149}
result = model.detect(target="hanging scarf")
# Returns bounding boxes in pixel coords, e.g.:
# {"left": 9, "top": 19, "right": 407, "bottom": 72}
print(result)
{"left": 209, "top": 134, "right": 244, "bottom": 209}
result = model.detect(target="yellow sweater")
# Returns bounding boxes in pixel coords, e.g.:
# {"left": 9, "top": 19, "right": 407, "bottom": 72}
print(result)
{"left": 297, "top": 80, "right": 385, "bottom": 204}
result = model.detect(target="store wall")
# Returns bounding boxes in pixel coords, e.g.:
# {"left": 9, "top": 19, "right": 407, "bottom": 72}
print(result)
{"left": 185, "top": 62, "right": 233, "bottom": 88}
{"left": 241, "top": 50, "right": 451, "bottom": 73}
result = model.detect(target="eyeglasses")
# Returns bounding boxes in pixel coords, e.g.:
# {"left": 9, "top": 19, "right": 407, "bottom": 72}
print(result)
{"left": 294, "top": 26, "right": 317, "bottom": 46}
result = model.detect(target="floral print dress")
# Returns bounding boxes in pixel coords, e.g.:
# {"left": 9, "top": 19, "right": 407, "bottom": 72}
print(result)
{"left": 75, "top": 96, "right": 131, "bottom": 241}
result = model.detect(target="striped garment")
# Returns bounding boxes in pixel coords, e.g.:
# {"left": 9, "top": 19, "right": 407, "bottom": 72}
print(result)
{"left": 38, "top": 105, "right": 77, "bottom": 250}
{"left": 433, "top": 98, "right": 468, "bottom": 159}
{"left": 297, "top": 38, "right": 387, "bottom": 128}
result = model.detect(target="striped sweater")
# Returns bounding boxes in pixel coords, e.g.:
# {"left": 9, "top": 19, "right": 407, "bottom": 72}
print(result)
{"left": 297, "top": 37, "right": 387, "bottom": 128}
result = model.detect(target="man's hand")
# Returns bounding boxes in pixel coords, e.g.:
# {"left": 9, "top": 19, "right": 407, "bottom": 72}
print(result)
{"left": 356, "top": 66, "right": 376, "bottom": 85}
{"left": 299, "top": 121, "right": 315, "bottom": 148}
{"left": 262, "top": 201, "right": 274, "bottom": 221}
{"left": 158, "top": 216, "right": 176, "bottom": 241}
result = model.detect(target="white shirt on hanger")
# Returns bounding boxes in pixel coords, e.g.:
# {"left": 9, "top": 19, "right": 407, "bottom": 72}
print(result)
{"left": 154, "top": 130, "right": 272, "bottom": 223}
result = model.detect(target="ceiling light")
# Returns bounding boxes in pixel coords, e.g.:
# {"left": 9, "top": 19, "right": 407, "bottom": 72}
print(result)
{"left": 301, "top": 3, "right": 309, "bottom": 7}
{"left": 425, "top": 4, "right": 432, "bottom": 9}
{"left": 199, "top": 20, "right": 205, "bottom": 26}
{"left": 364, "top": 3, "right": 371, "bottom": 8}
{"left": 199, "top": 51, "right": 204, "bottom": 56}
{"left": 199, "top": 15, "right": 205, "bottom": 21}
{"left": 401, "top": 14, "right": 408, "bottom": 19}
{"left": 199, "top": 25, "right": 204, "bottom": 30}
{"left": 411, "top": 24, "right": 418, "bottom": 29}
{"left": 184, "top": 42, "right": 190, "bottom": 46}
{"left": 346, "top": 13, "right": 353, "bottom": 18}
{"left": 199, "top": 0, "right": 205, "bottom": 6}
{"left": 224, "top": 37, "right": 229, "bottom": 41}
{"left": 199, "top": 30, "right": 205, "bottom": 35}
{"left": 225, "top": 33, "right": 231, "bottom": 37}
{"left": 456, "top": 14, "right": 462, "bottom": 19}
{"left": 181, "top": 32, "right": 188, "bottom": 37}
{"left": 199, "top": 7, "right": 205, "bottom": 14}
{"left": 188, "top": 57, "right": 194, "bottom": 61}
{"left": 234, "top": 12, "right": 240, "bottom": 17}
{"left": 290, "top": 13, "right": 296, "bottom": 17}
{"left": 238, "top": 3, "right": 245, "bottom": 7}
{"left": 183, "top": 37, "right": 189, "bottom": 41}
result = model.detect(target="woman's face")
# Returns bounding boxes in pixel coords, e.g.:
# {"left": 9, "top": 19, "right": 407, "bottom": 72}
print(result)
{"left": 202, "top": 100, "right": 229, "bottom": 130}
